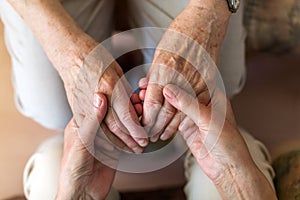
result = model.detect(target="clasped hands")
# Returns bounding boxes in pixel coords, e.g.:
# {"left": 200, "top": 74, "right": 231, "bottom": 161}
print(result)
{"left": 58, "top": 34, "right": 277, "bottom": 198}
{"left": 58, "top": 80, "right": 277, "bottom": 199}
{"left": 58, "top": 72, "right": 277, "bottom": 200}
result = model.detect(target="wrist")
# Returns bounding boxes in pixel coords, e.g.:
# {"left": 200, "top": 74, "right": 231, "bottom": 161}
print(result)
{"left": 168, "top": 0, "right": 231, "bottom": 62}
{"left": 55, "top": 33, "right": 98, "bottom": 98}
{"left": 55, "top": 33, "right": 98, "bottom": 75}
{"left": 56, "top": 170, "right": 76, "bottom": 200}
{"left": 187, "top": 0, "right": 231, "bottom": 39}
{"left": 8, "top": 0, "right": 99, "bottom": 77}
{"left": 215, "top": 163, "right": 276, "bottom": 199}
{"left": 189, "top": 0, "right": 231, "bottom": 20}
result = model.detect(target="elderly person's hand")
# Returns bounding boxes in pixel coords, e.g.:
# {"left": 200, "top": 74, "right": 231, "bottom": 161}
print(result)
{"left": 161, "top": 84, "right": 277, "bottom": 199}
{"left": 142, "top": 0, "right": 231, "bottom": 142}
{"left": 7, "top": 0, "right": 148, "bottom": 153}
{"left": 72, "top": 55, "right": 148, "bottom": 154}
{"left": 56, "top": 93, "right": 115, "bottom": 200}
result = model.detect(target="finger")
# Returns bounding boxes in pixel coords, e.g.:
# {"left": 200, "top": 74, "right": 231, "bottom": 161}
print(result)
{"left": 130, "top": 93, "right": 141, "bottom": 104}
{"left": 178, "top": 115, "right": 195, "bottom": 131}
{"left": 179, "top": 120, "right": 200, "bottom": 147}
{"left": 163, "top": 84, "right": 208, "bottom": 127}
{"left": 139, "top": 89, "right": 146, "bottom": 101}
{"left": 114, "top": 100, "right": 148, "bottom": 147}
{"left": 112, "top": 61, "right": 124, "bottom": 78}
{"left": 77, "top": 117, "right": 100, "bottom": 150}
{"left": 178, "top": 117, "right": 207, "bottom": 160}
{"left": 64, "top": 119, "right": 79, "bottom": 149}
{"left": 105, "top": 108, "right": 143, "bottom": 153}
{"left": 149, "top": 100, "right": 176, "bottom": 142}
{"left": 160, "top": 111, "right": 184, "bottom": 141}
{"left": 93, "top": 92, "right": 108, "bottom": 123}
{"left": 134, "top": 103, "right": 143, "bottom": 116}
{"left": 138, "top": 77, "right": 149, "bottom": 89}
{"left": 94, "top": 124, "right": 122, "bottom": 170}
{"left": 112, "top": 79, "right": 148, "bottom": 146}
{"left": 142, "top": 83, "right": 163, "bottom": 130}
{"left": 100, "top": 123, "right": 134, "bottom": 154}
{"left": 78, "top": 92, "right": 108, "bottom": 146}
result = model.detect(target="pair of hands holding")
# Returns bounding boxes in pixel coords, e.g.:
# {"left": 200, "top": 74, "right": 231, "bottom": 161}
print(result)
{"left": 65, "top": 0, "right": 232, "bottom": 154}
{"left": 56, "top": 4, "right": 257, "bottom": 198}
{"left": 57, "top": 21, "right": 276, "bottom": 200}
{"left": 8, "top": 0, "right": 276, "bottom": 198}
{"left": 56, "top": 31, "right": 277, "bottom": 200}
{"left": 58, "top": 82, "right": 276, "bottom": 199}
{"left": 57, "top": 3, "right": 275, "bottom": 199}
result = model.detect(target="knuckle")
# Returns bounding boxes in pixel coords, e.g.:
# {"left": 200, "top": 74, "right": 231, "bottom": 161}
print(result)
{"left": 161, "top": 110, "right": 175, "bottom": 123}
{"left": 144, "top": 86, "right": 163, "bottom": 104}
{"left": 98, "top": 75, "right": 119, "bottom": 95}
{"left": 144, "top": 101, "right": 161, "bottom": 114}
{"left": 144, "top": 96, "right": 162, "bottom": 107}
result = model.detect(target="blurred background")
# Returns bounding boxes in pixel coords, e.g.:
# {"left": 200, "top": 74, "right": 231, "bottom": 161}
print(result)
{"left": 1, "top": 0, "right": 300, "bottom": 199}
{"left": 0, "top": 21, "right": 55, "bottom": 199}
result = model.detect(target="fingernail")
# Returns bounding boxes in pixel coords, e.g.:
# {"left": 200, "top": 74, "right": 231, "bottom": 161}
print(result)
{"left": 150, "top": 136, "right": 159, "bottom": 143}
{"left": 160, "top": 132, "right": 168, "bottom": 141}
{"left": 137, "top": 138, "right": 148, "bottom": 147}
{"left": 178, "top": 123, "right": 184, "bottom": 132}
{"left": 94, "top": 94, "right": 102, "bottom": 108}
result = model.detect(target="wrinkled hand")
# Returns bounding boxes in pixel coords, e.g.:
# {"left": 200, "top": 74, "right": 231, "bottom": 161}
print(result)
{"left": 162, "top": 84, "right": 246, "bottom": 181}
{"left": 97, "top": 61, "right": 148, "bottom": 153}
{"left": 56, "top": 93, "right": 115, "bottom": 200}
{"left": 142, "top": 1, "right": 229, "bottom": 142}
{"left": 64, "top": 43, "right": 148, "bottom": 154}
{"left": 140, "top": 80, "right": 255, "bottom": 181}
{"left": 162, "top": 84, "right": 277, "bottom": 199}
{"left": 10, "top": 0, "right": 147, "bottom": 154}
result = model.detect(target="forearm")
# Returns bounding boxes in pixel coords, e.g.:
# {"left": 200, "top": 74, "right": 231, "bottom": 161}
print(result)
{"left": 8, "top": 0, "right": 97, "bottom": 74}
{"left": 216, "top": 164, "right": 277, "bottom": 200}
{"left": 189, "top": 0, "right": 231, "bottom": 18}
{"left": 169, "top": 0, "right": 231, "bottom": 62}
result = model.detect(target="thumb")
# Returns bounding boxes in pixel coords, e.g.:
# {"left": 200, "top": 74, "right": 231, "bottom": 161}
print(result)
{"left": 93, "top": 92, "right": 108, "bottom": 123}
{"left": 74, "top": 92, "right": 108, "bottom": 149}
{"left": 163, "top": 84, "right": 208, "bottom": 127}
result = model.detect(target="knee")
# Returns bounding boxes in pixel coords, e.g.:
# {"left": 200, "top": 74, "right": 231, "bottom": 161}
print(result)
{"left": 23, "top": 134, "right": 63, "bottom": 200}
